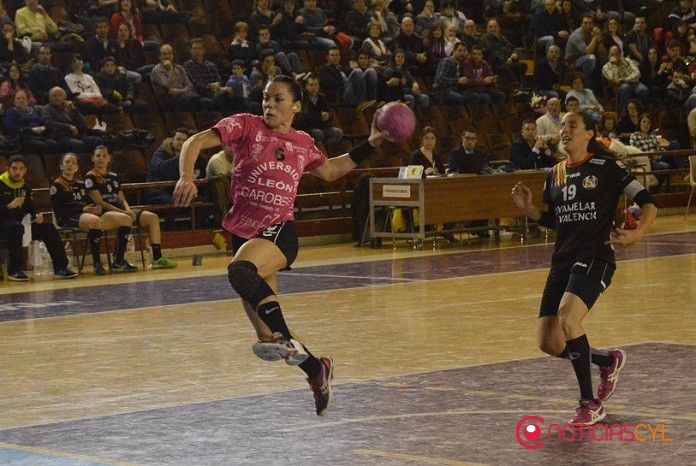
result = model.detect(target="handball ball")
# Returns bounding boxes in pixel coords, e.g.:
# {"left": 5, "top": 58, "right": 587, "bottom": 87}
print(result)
{"left": 375, "top": 102, "right": 416, "bottom": 143}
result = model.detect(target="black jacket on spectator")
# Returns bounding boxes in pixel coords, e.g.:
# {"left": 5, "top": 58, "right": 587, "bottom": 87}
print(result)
{"left": 95, "top": 70, "right": 136, "bottom": 102}
{"left": 116, "top": 38, "right": 149, "bottom": 71}
{"left": 40, "top": 104, "right": 89, "bottom": 138}
{"left": 317, "top": 63, "right": 347, "bottom": 103}
{"left": 147, "top": 138, "right": 205, "bottom": 199}
{"left": 84, "top": 36, "right": 119, "bottom": 72}
{"left": 0, "top": 172, "right": 35, "bottom": 222}
{"left": 27, "top": 64, "right": 68, "bottom": 105}
{"left": 345, "top": 8, "right": 371, "bottom": 41}
{"left": 0, "top": 39, "right": 29, "bottom": 64}
{"left": 533, "top": 58, "right": 565, "bottom": 91}
{"left": 389, "top": 31, "right": 427, "bottom": 69}
{"left": 509, "top": 137, "right": 556, "bottom": 170}
{"left": 294, "top": 93, "right": 333, "bottom": 132}
{"left": 530, "top": 9, "right": 566, "bottom": 43}
{"left": 448, "top": 146, "right": 491, "bottom": 174}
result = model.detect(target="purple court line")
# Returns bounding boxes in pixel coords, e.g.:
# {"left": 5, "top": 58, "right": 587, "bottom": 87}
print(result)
{"left": 1, "top": 231, "right": 695, "bottom": 323}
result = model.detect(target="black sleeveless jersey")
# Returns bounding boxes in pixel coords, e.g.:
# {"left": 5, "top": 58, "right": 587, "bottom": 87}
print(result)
{"left": 540, "top": 155, "right": 647, "bottom": 265}
{"left": 85, "top": 170, "right": 122, "bottom": 208}
{"left": 50, "top": 177, "right": 87, "bottom": 225}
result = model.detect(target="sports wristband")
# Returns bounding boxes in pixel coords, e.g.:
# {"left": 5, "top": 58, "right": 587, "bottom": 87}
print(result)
{"left": 348, "top": 140, "right": 375, "bottom": 165}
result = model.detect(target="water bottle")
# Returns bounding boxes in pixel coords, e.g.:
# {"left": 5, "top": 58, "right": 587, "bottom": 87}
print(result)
{"left": 64, "top": 241, "right": 74, "bottom": 268}
{"left": 126, "top": 234, "right": 136, "bottom": 263}
{"left": 38, "top": 241, "right": 53, "bottom": 280}
{"left": 144, "top": 239, "right": 152, "bottom": 265}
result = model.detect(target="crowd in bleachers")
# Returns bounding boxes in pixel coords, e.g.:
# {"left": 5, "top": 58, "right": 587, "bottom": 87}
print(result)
{"left": 1, "top": 0, "right": 695, "bottom": 233}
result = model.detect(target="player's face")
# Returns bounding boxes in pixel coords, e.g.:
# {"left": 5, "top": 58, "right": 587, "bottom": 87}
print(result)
{"left": 61, "top": 155, "right": 78, "bottom": 178}
{"left": 8, "top": 162, "right": 26, "bottom": 183}
{"left": 262, "top": 82, "right": 300, "bottom": 130}
{"left": 560, "top": 112, "right": 592, "bottom": 154}
{"left": 463, "top": 132, "right": 477, "bottom": 150}
{"left": 92, "top": 149, "right": 111, "bottom": 171}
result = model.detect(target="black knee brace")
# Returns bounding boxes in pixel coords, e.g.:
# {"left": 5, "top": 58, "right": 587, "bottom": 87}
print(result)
{"left": 227, "top": 260, "right": 275, "bottom": 309}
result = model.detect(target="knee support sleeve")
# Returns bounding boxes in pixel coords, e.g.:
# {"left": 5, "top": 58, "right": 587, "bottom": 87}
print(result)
{"left": 227, "top": 260, "right": 274, "bottom": 309}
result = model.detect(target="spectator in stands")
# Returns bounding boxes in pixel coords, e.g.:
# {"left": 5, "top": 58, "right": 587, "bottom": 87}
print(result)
{"left": 361, "top": 22, "right": 392, "bottom": 69}
{"left": 480, "top": 18, "right": 526, "bottom": 83}
{"left": 345, "top": 0, "right": 371, "bottom": 47}
{"left": 535, "top": 97, "right": 563, "bottom": 149}
{"left": 640, "top": 46, "right": 668, "bottom": 101}
{"left": 151, "top": 43, "right": 215, "bottom": 112}
{"left": 510, "top": 119, "right": 557, "bottom": 170}
{"left": 83, "top": 17, "right": 118, "bottom": 74}
{"left": 184, "top": 38, "right": 235, "bottom": 114}
{"left": 64, "top": 54, "right": 115, "bottom": 118}
{"left": 438, "top": 0, "right": 466, "bottom": 35}
{"left": 272, "top": 0, "right": 304, "bottom": 49}
{"left": 416, "top": 0, "right": 437, "bottom": 35}
{"left": 86, "top": 0, "right": 118, "bottom": 20}
{"left": 602, "top": 45, "right": 648, "bottom": 113}
{"left": 136, "top": 0, "right": 188, "bottom": 26}
{"left": 225, "top": 59, "right": 261, "bottom": 114}
{"left": 370, "top": 0, "right": 400, "bottom": 44}
{"left": 390, "top": 16, "right": 428, "bottom": 76}
{"left": 448, "top": 128, "right": 491, "bottom": 174}
{"left": 565, "top": 14, "right": 601, "bottom": 88}
{"left": 41, "top": 86, "right": 104, "bottom": 153}
{"left": 599, "top": 17, "right": 627, "bottom": 60}
{"left": 629, "top": 112, "right": 683, "bottom": 169}
{"left": 26, "top": 45, "right": 67, "bottom": 105}
{"left": 625, "top": 16, "right": 650, "bottom": 64}
{"left": 0, "top": 21, "right": 29, "bottom": 64}
{"left": 460, "top": 19, "right": 479, "bottom": 52}
{"left": 667, "top": 70, "right": 692, "bottom": 107}
{"left": 255, "top": 25, "right": 305, "bottom": 78}
{"left": 565, "top": 73, "right": 603, "bottom": 119}
{"left": 667, "top": 0, "right": 696, "bottom": 34}
{"left": 0, "top": 62, "right": 36, "bottom": 109}
{"left": 298, "top": 0, "right": 337, "bottom": 49}
{"left": 250, "top": 50, "right": 282, "bottom": 93}
{"left": 599, "top": 112, "right": 617, "bottom": 137}
{"left": 533, "top": 45, "right": 566, "bottom": 98}
{"left": 206, "top": 146, "right": 232, "bottom": 225}
{"left": 4, "top": 89, "right": 60, "bottom": 153}
{"left": 111, "top": 0, "right": 158, "bottom": 54}
{"left": 50, "top": 152, "right": 122, "bottom": 275}
{"left": 559, "top": 0, "right": 581, "bottom": 32}
{"left": 14, "top": 0, "right": 61, "bottom": 51}
{"left": 616, "top": 98, "right": 642, "bottom": 140}
{"left": 662, "top": 40, "right": 689, "bottom": 82}
{"left": 147, "top": 127, "right": 204, "bottom": 229}
{"left": 0, "top": 154, "right": 77, "bottom": 281}
{"left": 294, "top": 73, "right": 343, "bottom": 145}
{"left": 408, "top": 125, "right": 445, "bottom": 176}
{"left": 443, "top": 22, "right": 462, "bottom": 57}
{"left": 384, "top": 49, "right": 430, "bottom": 107}
{"left": 95, "top": 55, "right": 148, "bottom": 114}
{"left": 434, "top": 42, "right": 475, "bottom": 107}
{"left": 565, "top": 94, "right": 580, "bottom": 113}
{"left": 499, "top": 0, "right": 526, "bottom": 44}
{"left": 424, "top": 22, "right": 446, "bottom": 74}
{"left": 530, "top": 0, "right": 569, "bottom": 53}
{"left": 86, "top": 145, "right": 178, "bottom": 270}
{"left": 318, "top": 46, "right": 377, "bottom": 107}
{"left": 248, "top": 0, "right": 282, "bottom": 38}
{"left": 462, "top": 45, "right": 505, "bottom": 113}
{"left": 114, "top": 21, "right": 152, "bottom": 83}
{"left": 228, "top": 21, "right": 257, "bottom": 66}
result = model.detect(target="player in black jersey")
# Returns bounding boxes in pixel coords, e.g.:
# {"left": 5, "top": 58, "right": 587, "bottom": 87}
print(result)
{"left": 85, "top": 146, "right": 178, "bottom": 271}
{"left": 50, "top": 153, "right": 134, "bottom": 275}
{"left": 511, "top": 110, "right": 658, "bottom": 426}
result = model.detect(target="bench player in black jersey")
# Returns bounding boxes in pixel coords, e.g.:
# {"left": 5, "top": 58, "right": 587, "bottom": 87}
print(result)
{"left": 85, "top": 146, "right": 178, "bottom": 271}
{"left": 50, "top": 153, "right": 135, "bottom": 275}
{"left": 511, "top": 110, "right": 657, "bottom": 426}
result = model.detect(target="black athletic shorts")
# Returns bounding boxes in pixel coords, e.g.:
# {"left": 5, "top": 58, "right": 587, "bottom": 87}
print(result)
{"left": 231, "top": 221, "right": 299, "bottom": 268}
{"left": 59, "top": 216, "right": 81, "bottom": 229}
{"left": 539, "top": 258, "right": 616, "bottom": 317}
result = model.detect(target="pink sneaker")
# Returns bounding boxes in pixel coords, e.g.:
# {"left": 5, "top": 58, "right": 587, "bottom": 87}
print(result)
{"left": 570, "top": 399, "right": 606, "bottom": 426}
{"left": 307, "top": 357, "right": 334, "bottom": 416}
{"left": 598, "top": 349, "right": 626, "bottom": 401}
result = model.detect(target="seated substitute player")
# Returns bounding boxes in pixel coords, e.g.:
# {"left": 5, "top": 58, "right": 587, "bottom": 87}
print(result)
{"left": 511, "top": 110, "right": 657, "bottom": 426}
{"left": 173, "top": 75, "right": 391, "bottom": 416}
{"left": 85, "top": 145, "right": 178, "bottom": 272}
{"left": 50, "top": 152, "right": 133, "bottom": 275}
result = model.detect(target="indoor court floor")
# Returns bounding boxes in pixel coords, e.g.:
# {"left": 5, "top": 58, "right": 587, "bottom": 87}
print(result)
{"left": 1, "top": 216, "right": 694, "bottom": 465}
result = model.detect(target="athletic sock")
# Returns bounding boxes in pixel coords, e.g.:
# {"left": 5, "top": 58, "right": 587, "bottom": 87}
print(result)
{"left": 299, "top": 349, "right": 322, "bottom": 379}
{"left": 558, "top": 346, "right": 613, "bottom": 367}
{"left": 256, "top": 301, "right": 292, "bottom": 339}
{"left": 114, "top": 227, "right": 130, "bottom": 261}
{"left": 566, "top": 334, "right": 594, "bottom": 401}
{"left": 151, "top": 243, "right": 162, "bottom": 260}
{"left": 87, "top": 229, "right": 102, "bottom": 264}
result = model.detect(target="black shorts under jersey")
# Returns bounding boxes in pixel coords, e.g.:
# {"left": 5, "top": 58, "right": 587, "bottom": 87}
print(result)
{"left": 231, "top": 221, "right": 299, "bottom": 268}
{"left": 539, "top": 258, "right": 616, "bottom": 318}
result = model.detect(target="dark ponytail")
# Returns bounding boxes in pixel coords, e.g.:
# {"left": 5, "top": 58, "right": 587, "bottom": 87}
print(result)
{"left": 578, "top": 109, "right": 618, "bottom": 160}
{"left": 268, "top": 74, "right": 304, "bottom": 103}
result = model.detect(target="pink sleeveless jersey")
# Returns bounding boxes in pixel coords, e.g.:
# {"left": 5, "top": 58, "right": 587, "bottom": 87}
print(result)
{"left": 214, "top": 113, "right": 326, "bottom": 238}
